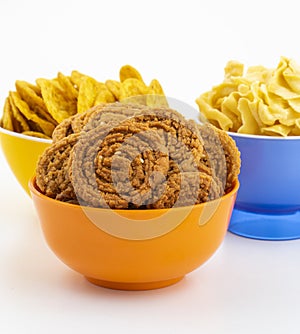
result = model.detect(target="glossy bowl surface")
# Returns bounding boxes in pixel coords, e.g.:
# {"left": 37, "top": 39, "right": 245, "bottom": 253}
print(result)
{"left": 0, "top": 127, "right": 51, "bottom": 195}
{"left": 29, "top": 177, "right": 239, "bottom": 290}
{"left": 229, "top": 132, "right": 300, "bottom": 213}
{"left": 228, "top": 132, "right": 300, "bottom": 240}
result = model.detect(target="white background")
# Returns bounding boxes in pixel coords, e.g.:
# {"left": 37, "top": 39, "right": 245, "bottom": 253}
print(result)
{"left": 1, "top": 0, "right": 300, "bottom": 333}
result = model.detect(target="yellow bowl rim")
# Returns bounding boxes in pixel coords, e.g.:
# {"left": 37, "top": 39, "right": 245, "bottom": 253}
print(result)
{"left": 0, "top": 126, "right": 53, "bottom": 144}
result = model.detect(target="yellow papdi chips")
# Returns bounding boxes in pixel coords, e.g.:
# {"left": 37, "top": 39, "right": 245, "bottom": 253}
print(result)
{"left": 0, "top": 65, "right": 167, "bottom": 139}
{"left": 196, "top": 56, "right": 300, "bottom": 136}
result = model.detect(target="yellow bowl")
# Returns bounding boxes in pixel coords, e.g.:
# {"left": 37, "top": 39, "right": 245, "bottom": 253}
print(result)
{"left": 29, "top": 176, "right": 239, "bottom": 290}
{"left": 0, "top": 127, "right": 52, "bottom": 195}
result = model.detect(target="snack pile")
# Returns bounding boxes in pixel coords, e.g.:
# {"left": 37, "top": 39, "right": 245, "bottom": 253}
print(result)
{"left": 0, "top": 65, "right": 167, "bottom": 139}
{"left": 36, "top": 103, "right": 240, "bottom": 209}
{"left": 196, "top": 56, "right": 300, "bottom": 136}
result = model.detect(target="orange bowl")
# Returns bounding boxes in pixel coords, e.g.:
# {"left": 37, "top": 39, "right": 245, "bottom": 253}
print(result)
{"left": 29, "top": 177, "right": 239, "bottom": 290}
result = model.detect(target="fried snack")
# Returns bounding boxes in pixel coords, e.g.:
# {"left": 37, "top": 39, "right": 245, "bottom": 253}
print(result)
{"left": 72, "top": 121, "right": 170, "bottom": 209}
{"left": 15, "top": 80, "right": 57, "bottom": 125}
{"left": 105, "top": 80, "right": 121, "bottom": 100}
{"left": 52, "top": 103, "right": 146, "bottom": 142}
{"left": 57, "top": 73, "right": 78, "bottom": 100}
{"left": 70, "top": 70, "right": 87, "bottom": 87}
{"left": 196, "top": 56, "right": 300, "bottom": 136}
{"left": 77, "top": 76, "right": 102, "bottom": 114}
{"left": 10, "top": 91, "right": 55, "bottom": 137}
{"left": 36, "top": 78, "right": 78, "bottom": 123}
{"left": 1, "top": 98, "right": 14, "bottom": 131}
{"left": 1, "top": 65, "right": 167, "bottom": 138}
{"left": 9, "top": 93, "right": 31, "bottom": 132}
{"left": 52, "top": 106, "right": 103, "bottom": 142}
{"left": 199, "top": 124, "right": 240, "bottom": 192}
{"left": 119, "top": 65, "right": 145, "bottom": 83}
{"left": 146, "top": 79, "right": 168, "bottom": 107}
{"left": 94, "top": 83, "right": 115, "bottom": 105}
{"left": 119, "top": 78, "right": 148, "bottom": 101}
{"left": 36, "top": 103, "right": 240, "bottom": 209}
{"left": 36, "top": 133, "right": 79, "bottom": 202}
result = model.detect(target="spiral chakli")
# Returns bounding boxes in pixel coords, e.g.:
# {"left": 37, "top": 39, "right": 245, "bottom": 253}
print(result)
{"left": 36, "top": 102, "right": 240, "bottom": 209}
{"left": 36, "top": 133, "right": 79, "bottom": 203}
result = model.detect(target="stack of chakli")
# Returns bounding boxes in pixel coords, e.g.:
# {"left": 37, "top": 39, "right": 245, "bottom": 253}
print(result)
{"left": 36, "top": 102, "right": 240, "bottom": 209}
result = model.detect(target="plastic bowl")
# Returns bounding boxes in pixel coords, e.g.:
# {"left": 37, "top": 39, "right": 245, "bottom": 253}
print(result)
{"left": 228, "top": 132, "right": 300, "bottom": 240}
{"left": 29, "top": 176, "right": 239, "bottom": 291}
{"left": 0, "top": 127, "right": 52, "bottom": 195}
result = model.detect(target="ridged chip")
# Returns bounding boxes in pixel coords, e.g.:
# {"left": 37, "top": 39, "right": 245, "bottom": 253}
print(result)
{"left": 105, "top": 80, "right": 121, "bottom": 100}
{"left": 119, "top": 78, "right": 148, "bottom": 102}
{"left": 36, "top": 78, "right": 77, "bottom": 123}
{"left": 1, "top": 65, "right": 168, "bottom": 139}
{"left": 10, "top": 91, "right": 55, "bottom": 136}
{"left": 9, "top": 93, "right": 30, "bottom": 132}
{"left": 1, "top": 98, "right": 14, "bottom": 131}
{"left": 119, "top": 65, "right": 144, "bottom": 83}
{"left": 15, "top": 80, "right": 57, "bottom": 125}
{"left": 146, "top": 79, "right": 168, "bottom": 107}
{"left": 77, "top": 76, "right": 101, "bottom": 113}
{"left": 57, "top": 72, "right": 78, "bottom": 100}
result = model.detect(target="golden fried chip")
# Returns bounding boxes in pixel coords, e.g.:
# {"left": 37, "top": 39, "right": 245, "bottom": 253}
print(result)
{"left": 9, "top": 93, "right": 31, "bottom": 133}
{"left": 268, "top": 57, "right": 300, "bottom": 99}
{"left": 119, "top": 78, "right": 148, "bottom": 101}
{"left": 237, "top": 98, "right": 261, "bottom": 135}
{"left": 18, "top": 81, "right": 42, "bottom": 96}
{"left": 146, "top": 79, "right": 168, "bottom": 107}
{"left": 2, "top": 66, "right": 168, "bottom": 139}
{"left": 196, "top": 91, "right": 233, "bottom": 130}
{"left": 213, "top": 82, "right": 240, "bottom": 108}
{"left": 196, "top": 57, "right": 300, "bottom": 136}
{"left": 105, "top": 80, "right": 121, "bottom": 100}
{"left": 220, "top": 95, "right": 242, "bottom": 132}
{"left": 15, "top": 80, "right": 57, "bottom": 125}
{"left": 119, "top": 65, "right": 144, "bottom": 83}
{"left": 36, "top": 78, "right": 77, "bottom": 123}
{"left": 291, "top": 119, "right": 300, "bottom": 135}
{"left": 283, "top": 58, "right": 300, "bottom": 93}
{"left": 268, "top": 81, "right": 300, "bottom": 100}
{"left": 146, "top": 95, "right": 168, "bottom": 107}
{"left": 10, "top": 91, "right": 55, "bottom": 136}
{"left": 1, "top": 97, "right": 14, "bottom": 131}
{"left": 246, "top": 65, "right": 272, "bottom": 82}
{"left": 148, "top": 79, "right": 165, "bottom": 95}
{"left": 22, "top": 131, "right": 52, "bottom": 139}
{"left": 70, "top": 70, "right": 87, "bottom": 87}
{"left": 224, "top": 60, "right": 244, "bottom": 79}
{"left": 285, "top": 95, "right": 300, "bottom": 113}
{"left": 94, "top": 83, "right": 116, "bottom": 106}
{"left": 57, "top": 72, "right": 78, "bottom": 100}
{"left": 261, "top": 124, "right": 292, "bottom": 136}
{"left": 77, "top": 76, "right": 101, "bottom": 113}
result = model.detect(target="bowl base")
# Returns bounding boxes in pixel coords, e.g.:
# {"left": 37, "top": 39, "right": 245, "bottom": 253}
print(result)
{"left": 229, "top": 208, "right": 300, "bottom": 241}
{"left": 85, "top": 276, "right": 184, "bottom": 291}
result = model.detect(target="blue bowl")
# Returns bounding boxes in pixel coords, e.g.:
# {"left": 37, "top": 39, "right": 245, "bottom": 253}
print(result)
{"left": 228, "top": 132, "right": 300, "bottom": 240}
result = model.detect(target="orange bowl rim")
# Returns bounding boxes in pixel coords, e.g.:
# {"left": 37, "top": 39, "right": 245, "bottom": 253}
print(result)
{"left": 29, "top": 176, "right": 239, "bottom": 214}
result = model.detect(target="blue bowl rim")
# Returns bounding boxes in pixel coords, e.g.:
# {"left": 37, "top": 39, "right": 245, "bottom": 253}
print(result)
{"left": 228, "top": 131, "right": 300, "bottom": 141}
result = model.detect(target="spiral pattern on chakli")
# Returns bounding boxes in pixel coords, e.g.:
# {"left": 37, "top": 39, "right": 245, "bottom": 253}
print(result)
{"left": 36, "top": 102, "right": 240, "bottom": 209}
